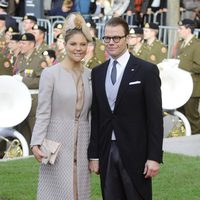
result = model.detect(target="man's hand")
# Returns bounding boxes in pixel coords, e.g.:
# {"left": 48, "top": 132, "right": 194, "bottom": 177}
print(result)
{"left": 89, "top": 160, "right": 100, "bottom": 175}
{"left": 143, "top": 160, "right": 160, "bottom": 179}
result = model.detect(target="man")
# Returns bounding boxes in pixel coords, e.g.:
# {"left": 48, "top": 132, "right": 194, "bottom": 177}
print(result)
{"left": 175, "top": 19, "right": 200, "bottom": 134}
{"left": 0, "top": 14, "right": 6, "bottom": 50}
{"left": 86, "top": 19, "right": 106, "bottom": 63}
{"left": 55, "top": 33, "right": 66, "bottom": 62}
{"left": 143, "top": 22, "right": 167, "bottom": 64}
{"left": 32, "top": 24, "right": 48, "bottom": 55}
{"left": 8, "top": 33, "right": 21, "bottom": 73}
{"left": 15, "top": 33, "right": 47, "bottom": 146}
{"left": 22, "top": 15, "right": 37, "bottom": 33}
{"left": 42, "top": 49, "right": 57, "bottom": 67}
{"left": 88, "top": 17, "right": 163, "bottom": 200}
{"left": 128, "top": 27, "right": 149, "bottom": 61}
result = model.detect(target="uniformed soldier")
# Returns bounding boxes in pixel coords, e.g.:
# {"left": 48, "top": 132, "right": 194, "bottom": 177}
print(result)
{"left": 0, "top": 14, "right": 6, "bottom": 50}
{"left": 0, "top": 52, "right": 12, "bottom": 75}
{"left": 15, "top": 33, "right": 47, "bottom": 146}
{"left": 50, "top": 23, "right": 63, "bottom": 52}
{"left": 143, "top": 22, "right": 167, "bottom": 64}
{"left": 175, "top": 19, "right": 200, "bottom": 134}
{"left": 32, "top": 24, "right": 49, "bottom": 55}
{"left": 22, "top": 15, "right": 37, "bottom": 33}
{"left": 128, "top": 27, "right": 149, "bottom": 61}
{"left": 83, "top": 39, "right": 102, "bottom": 69}
{"left": 3, "top": 25, "right": 19, "bottom": 58}
{"left": 42, "top": 49, "right": 57, "bottom": 67}
{"left": 55, "top": 33, "right": 66, "bottom": 62}
{"left": 86, "top": 19, "right": 106, "bottom": 63}
{"left": 8, "top": 33, "right": 21, "bottom": 73}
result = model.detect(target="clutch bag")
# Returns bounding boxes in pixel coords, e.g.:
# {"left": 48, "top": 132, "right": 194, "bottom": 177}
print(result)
{"left": 40, "top": 139, "right": 61, "bottom": 165}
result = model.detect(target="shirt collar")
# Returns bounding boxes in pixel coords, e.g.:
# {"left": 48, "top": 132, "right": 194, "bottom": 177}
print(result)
{"left": 110, "top": 50, "right": 130, "bottom": 67}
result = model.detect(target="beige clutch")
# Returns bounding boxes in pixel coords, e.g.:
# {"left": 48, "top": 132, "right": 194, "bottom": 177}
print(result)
{"left": 40, "top": 139, "right": 61, "bottom": 165}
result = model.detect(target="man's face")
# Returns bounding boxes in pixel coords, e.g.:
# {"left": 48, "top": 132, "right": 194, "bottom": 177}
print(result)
{"left": 8, "top": 40, "right": 19, "bottom": 52}
{"left": 19, "top": 40, "right": 34, "bottom": 54}
{"left": 177, "top": 25, "right": 190, "bottom": 39}
{"left": 23, "top": 19, "right": 35, "bottom": 33}
{"left": 143, "top": 28, "right": 155, "bottom": 40}
{"left": 128, "top": 34, "right": 142, "bottom": 46}
{"left": 53, "top": 28, "right": 62, "bottom": 39}
{"left": 103, "top": 25, "right": 128, "bottom": 59}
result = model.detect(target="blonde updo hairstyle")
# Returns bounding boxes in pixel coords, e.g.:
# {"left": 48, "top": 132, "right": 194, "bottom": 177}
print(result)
{"left": 62, "top": 13, "right": 93, "bottom": 43}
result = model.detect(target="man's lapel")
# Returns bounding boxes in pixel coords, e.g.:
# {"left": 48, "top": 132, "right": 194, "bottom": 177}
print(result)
{"left": 98, "top": 60, "right": 113, "bottom": 112}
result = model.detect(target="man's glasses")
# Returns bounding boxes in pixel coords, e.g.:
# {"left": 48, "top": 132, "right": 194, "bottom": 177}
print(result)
{"left": 102, "top": 35, "right": 126, "bottom": 43}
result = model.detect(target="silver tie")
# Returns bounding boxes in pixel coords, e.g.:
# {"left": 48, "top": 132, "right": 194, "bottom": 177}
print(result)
{"left": 111, "top": 60, "right": 117, "bottom": 85}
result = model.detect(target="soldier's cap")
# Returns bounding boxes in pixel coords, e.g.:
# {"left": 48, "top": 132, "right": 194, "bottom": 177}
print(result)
{"left": 10, "top": 34, "right": 21, "bottom": 41}
{"left": 54, "top": 23, "right": 63, "bottom": 29}
{"left": 57, "top": 33, "right": 64, "bottom": 40}
{"left": 0, "top": 14, "right": 6, "bottom": 21}
{"left": 0, "top": 1, "right": 8, "bottom": 8}
{"left": 5, "top": 25, "right": 19, "bottom": 33}
{"left": 20, "top": 33, "right": 35, "bottom": 42}
{"left": 144, "top": 22, "right": 159, "bottom": 30}
{"left": 22, "top": 15, "right": 37, "bottom": 23}
{"left": 129, "top": 27, "right": 143, "bottom": 35}
{"left": 178, "top": 19, "right": 196, "bottom": 27}
{"left": 32, "top": 24, "right": 47, "bottom": 32}
{"left": 42, "top": 50, "right": 56, "bottom": 59}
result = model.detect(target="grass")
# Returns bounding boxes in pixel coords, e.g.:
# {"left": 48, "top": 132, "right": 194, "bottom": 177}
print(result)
{"left": 0, "top": 153, "right": 200, "bottom": 200}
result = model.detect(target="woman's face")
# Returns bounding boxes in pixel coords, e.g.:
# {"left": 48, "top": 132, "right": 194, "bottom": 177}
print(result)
{"left": 65, "top": 32, "right": 88, "bottom": 63}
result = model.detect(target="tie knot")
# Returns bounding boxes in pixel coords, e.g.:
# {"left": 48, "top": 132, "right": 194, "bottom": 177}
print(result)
{"left": 113, "top": 60, "right": 118, "bottom": 66}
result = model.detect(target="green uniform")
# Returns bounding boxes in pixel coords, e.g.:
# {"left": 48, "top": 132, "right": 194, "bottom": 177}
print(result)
{"left": 35, "top": 42, "right": 49, "bottom": 56}
{"left": 130, "top": 43, "right": 150, "bottom": 61}
{"left": 15, "top": 49, "right": 47, "bottom": 145}
{"left": 94, "top": 37, "right": 106, "bottom": 63}
{"left": 56, "top": 49, "right": 66, "bottom": 62}
{"left": 176, "top": 36, "right": 200, "bottom": 133}
{"left": 144, "top": 39, "right": 167, "bottom": 64}
{"left": 85, "top": 55, "right": 102, "bottom": 69}
{"left": 0, "top": 53, "right": 12, "bottom": 75}
{"left": 0, "top": 28, "right": 6, "bottom": 51}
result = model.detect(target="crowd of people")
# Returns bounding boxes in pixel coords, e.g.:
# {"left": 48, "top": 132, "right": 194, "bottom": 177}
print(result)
{"left": 0, "top": 0, "right": 200, "bottom": 200}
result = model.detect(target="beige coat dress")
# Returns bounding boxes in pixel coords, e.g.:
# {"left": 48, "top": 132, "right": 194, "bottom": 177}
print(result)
{"left": 30, "top": 63, "right": 92, "bottom": 200}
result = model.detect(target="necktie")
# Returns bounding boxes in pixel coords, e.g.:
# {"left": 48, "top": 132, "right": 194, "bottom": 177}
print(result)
{"left": 111, "top": 60, "right": 117, "bottom": 85}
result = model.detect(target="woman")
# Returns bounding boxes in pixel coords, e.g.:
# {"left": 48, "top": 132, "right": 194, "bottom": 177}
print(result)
{"left": 30, "top": 13, "right": 93, "bottom": 200}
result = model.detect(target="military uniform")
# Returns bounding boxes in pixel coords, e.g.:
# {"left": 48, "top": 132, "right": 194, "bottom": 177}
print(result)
{"left": 144, "top": 39, "right": 167, "bottom": 64}
{"left": 94, "top": 37, "right": 106, "bottom": 63}
{"left": 130, "top": 43, "right": 150, "bottom": 61}
{"left": 35, "top": 41, "right": 49, "bottom": 55}
{"left": 85, "top": 55, "right": 102, "bottom": 69}
{"left": 15, "top": 33, "right": 47, "bottom": 146}
{"left": 175, "top": 18, "right": 200, "bottom": 134}
{"left": 143, "top": 22, "right": 168, "bottom": 64}
{"left": 0, "top": 53, "right": 12, "bottom": 75}
{"left": 0, "top": 28, "right": 6, "bottom": 51}
{"left": 56, "top": 49, "right": 66, "bottom": 62}
{"left": 176, "top": 36, "right": 200, "bottom": 133}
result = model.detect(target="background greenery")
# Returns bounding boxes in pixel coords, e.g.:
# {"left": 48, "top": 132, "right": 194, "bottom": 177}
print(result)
{"left": 0, "top": 153, "right": 200, "bottom": 200}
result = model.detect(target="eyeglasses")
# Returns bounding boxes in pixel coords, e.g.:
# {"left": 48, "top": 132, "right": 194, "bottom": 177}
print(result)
{"left": 102, "top": 35, "right": 126, "bottom": 43}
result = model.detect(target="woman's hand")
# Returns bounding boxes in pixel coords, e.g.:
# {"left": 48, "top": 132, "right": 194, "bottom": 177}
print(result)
{"left": 32, "top": 145, "right": 47, "bottom": 163}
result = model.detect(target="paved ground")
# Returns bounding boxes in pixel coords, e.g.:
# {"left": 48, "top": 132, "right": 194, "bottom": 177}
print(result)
{"left": 163, "top": 134, "right": 200, "bottom": 156}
